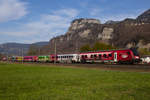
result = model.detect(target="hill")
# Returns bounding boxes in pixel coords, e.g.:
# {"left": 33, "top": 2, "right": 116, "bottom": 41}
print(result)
{"left": 137, "top": 9, "right": 150, "bottom": 23}
{"left": 0, "top": 42, "right": 49, "bottom": 56}
{"left": 42, "top": 9, "right": 150, "bottom": 54}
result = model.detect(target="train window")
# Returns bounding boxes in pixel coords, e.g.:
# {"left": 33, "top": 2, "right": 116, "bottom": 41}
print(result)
{"left": 103, "top": 54, "right": 107, "bottom": 58}
{"left": 99, "top": 54, "right": 101, "bottom": 57}
{"left": 130, "top": 48, "right": 139, "bottom": 56}
{"left": 82, "top": 55, "right": 84, "bottom": 58}
{"left": 127, "top": 52, "right": 130, "bottom": 55}
{"left": 108, "top": 54, "right": 112, "bottom": 57}
{"left": 91, "top": 55, "right": 93, "bottom": 58}
{"left": 94, "top": 55, "right": 97, "bottom": 58}
{"left": 85, "top": 55, "right": 87, "bottom": 58}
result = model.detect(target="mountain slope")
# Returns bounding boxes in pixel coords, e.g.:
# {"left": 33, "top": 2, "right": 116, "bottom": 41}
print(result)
{"left": 44, "top": 9, "right": 150, "bottom": 54}
{"left": 137, "top": 9, "right": 150, "bottom": 23}
{"left": 0, "top": 42, "right": 49, "bottom": 56}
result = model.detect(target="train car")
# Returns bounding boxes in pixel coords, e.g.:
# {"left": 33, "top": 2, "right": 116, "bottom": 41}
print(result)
{"left": 33, "top": 56, "right": 38, "bottom": 62}
{"left": 10, "top": 56, "right": 17, "bottom": 62}
{"left": 80, "top": 51, "right": 113, "bottom": 63}
{"left": 141, "top": 56, "right": 150, "bottom": 64}
{"left": 16, "top": 56, "right": 24, "bottom": 62}
{"left": 38, "top": 56, "right": 50, "bottom": 62}
{"left": 80, "top": 48, "right": 140, "bottom": 64}
{"left": 57, "top": 54, "right": 79, "bottom": 63}
{"left": 24, "top": 56, "right": 38, "bottom": 62}
{"left": 50, "top": 54, "right": 58, "bottom": 63}
{"left": 2, "top": 57, "right": 7, "bottom": 61}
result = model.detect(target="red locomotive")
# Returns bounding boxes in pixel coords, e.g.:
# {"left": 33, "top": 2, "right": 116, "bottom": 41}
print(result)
{"left": 80, "top": 48, "right": 140, "bottom": 64}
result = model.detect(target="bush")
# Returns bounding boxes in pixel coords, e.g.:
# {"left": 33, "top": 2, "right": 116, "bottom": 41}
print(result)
{"left": 138, "top": 48, "right": 150, "bottom": 55}
{"left": 93, "top": 42, "right": 116, "bottom": 51}
{"left": 80, "top": 42, "right": 117, "bottom": 52}
{"left": 80, "top": 44, "right": 92, "bottom": 52}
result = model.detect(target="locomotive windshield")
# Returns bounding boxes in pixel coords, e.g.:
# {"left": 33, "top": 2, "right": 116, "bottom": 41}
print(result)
{"left": 130, "top": 48, "right": 139, "bottom": 56}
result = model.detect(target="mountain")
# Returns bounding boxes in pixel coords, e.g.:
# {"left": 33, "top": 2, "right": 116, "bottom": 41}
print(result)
{"left": 2, "top": 9, "right": 150, "bottom": 56}
{"left": 0, "top": 42, "right": 49, "bottom": 56}
{"left": 137, "top": 9, "right": 150, "bottom": 23}
{"left": 105, "top": 20, "right": 120, "bottom": 24}
{"left": 32, "top": 42, "right": 49, "bottom": 47}
{"left": 42, "top": 9, "right": 150, "bottom": 54}
{"left": 44, "top": 18, "right": 114, "bottom": 54}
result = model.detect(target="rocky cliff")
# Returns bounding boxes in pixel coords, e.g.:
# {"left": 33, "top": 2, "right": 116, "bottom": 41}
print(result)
{"left": 137, "top": 9, "right": 150, "bottom": 23}
{"left": 43, "top": 9, "right": 150, "bottom": 54}
{"left": 43, "top": 18, "right": 114, "bottom": 54}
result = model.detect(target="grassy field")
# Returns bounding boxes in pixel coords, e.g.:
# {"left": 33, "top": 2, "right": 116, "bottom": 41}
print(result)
{"left": 0, "top": 63, "right": 150, "bottom": 100}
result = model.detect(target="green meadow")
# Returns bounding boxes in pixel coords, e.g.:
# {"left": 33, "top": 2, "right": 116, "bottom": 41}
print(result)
{"left": 0, "top": 62, "right": 150, "bottom": 100}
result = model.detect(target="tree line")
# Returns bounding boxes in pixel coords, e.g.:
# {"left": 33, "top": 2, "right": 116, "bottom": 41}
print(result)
{"left": 80, "top": 42, "right": 117, "bottom": 52}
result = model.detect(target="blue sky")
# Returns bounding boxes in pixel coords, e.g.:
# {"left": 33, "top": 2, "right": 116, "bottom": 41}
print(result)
{"left": 0, "top": 0, "right": 149, "bottom": 44}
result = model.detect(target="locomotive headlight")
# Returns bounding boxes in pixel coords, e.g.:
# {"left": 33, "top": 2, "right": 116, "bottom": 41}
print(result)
{"left": 135, "top": 56, "right": 139, "bottom": 59}
{"left": 121, "top": 54, "right": 128, "bottom": 58}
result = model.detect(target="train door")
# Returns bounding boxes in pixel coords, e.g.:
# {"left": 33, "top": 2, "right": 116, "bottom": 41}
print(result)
{"left": 114, "top": 52, "right": 117, "bottom": 62}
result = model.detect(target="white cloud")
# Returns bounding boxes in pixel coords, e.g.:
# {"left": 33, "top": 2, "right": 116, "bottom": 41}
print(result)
{"left": 0, "top": 0, "right": 28, "bottom": 22}
{"left": 90, "top": 8, "right": 103, "bottom": 16}
{"left": 22, "top": 8, "right": 79, "bottom": 36}
{"left": 52, "top": 9, "right": 79, "bottom": 18}
{"left": 0, "top": 8, "right": 79, "bottom": 43}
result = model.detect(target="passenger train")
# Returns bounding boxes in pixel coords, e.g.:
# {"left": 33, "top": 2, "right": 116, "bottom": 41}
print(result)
{"left": 7, "top": 48, "right": 140, "bottom": 64}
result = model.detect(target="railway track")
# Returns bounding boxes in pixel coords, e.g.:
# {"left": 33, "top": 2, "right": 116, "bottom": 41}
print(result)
{"left": 6, "top": 61, "right": 150, "bottom": 72}
{"left": 51, "top": 63, "right": 150, "bottom": 72}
